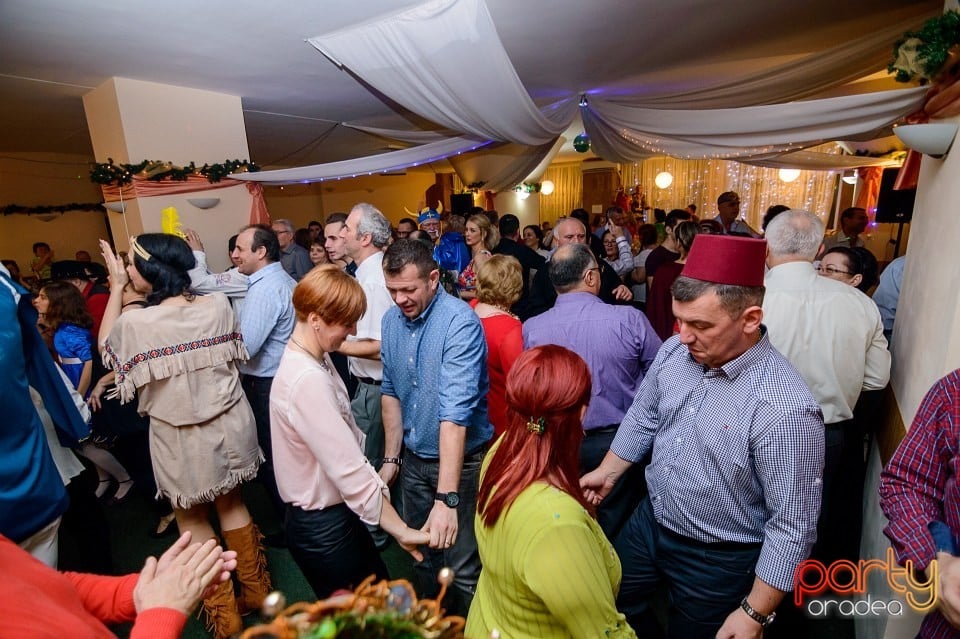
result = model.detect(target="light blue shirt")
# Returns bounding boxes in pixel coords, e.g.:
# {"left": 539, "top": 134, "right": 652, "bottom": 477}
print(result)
{"left": 873, "top": 255, "right": 906, "bottom": 337}
{"left": 238, "top": 262, "right": 295, "bottom": 377}
{"left": 381, "top": 287, "right": 491, "bottom": 459}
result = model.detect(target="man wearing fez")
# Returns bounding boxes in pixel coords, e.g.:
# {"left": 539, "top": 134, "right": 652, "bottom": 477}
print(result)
{"left": 582, "top": 235, "right": 824, "bottom": 639}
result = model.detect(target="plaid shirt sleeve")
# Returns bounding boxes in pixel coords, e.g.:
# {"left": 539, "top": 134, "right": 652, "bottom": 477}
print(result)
{"left": 879, "top": 371, "right": 960, "bottom": 570}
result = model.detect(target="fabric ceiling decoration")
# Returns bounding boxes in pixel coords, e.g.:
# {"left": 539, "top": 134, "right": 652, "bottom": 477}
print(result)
{"left": 742, "top": 150, "right": 900, "bottom": 171}
{"left": 447, "top": 137, "right": 565, "bottom": 193}
{"left": 582, "top": 87, "right": 926, "bottom": 163}
{"left": 309, "top": 0, "right": 576, "bottom": 146}
{"left": 231, "top": 135, "right": 490, "bottom": 184}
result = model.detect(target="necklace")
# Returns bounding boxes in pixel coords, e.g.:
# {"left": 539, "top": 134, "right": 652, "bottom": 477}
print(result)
{"left": 290, "top": 336, "right": 331, "bottom": 372}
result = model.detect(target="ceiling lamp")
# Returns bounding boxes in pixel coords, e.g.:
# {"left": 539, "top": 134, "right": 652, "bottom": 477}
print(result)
{"left": 778, "top": 168, "right": 801, "bottom": 183}
{"left": 540, "top": 180, "right": 555, "bottom": 195}
{"left": 654, "top": 171, "right": 673, "bottom": 189}
{"left": 894, "top": 123, "right": 959, "bottom": 158}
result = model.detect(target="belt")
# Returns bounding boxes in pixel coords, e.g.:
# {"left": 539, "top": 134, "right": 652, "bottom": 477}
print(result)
{"left": 406, "top": 446, "right": 487, "bottom": 464}
{"left": 584, "top": 425, "right": 618, "bottom": 437}
{"left": 658, "top": 524, "right": 763, "bottom": 552}
{"left": 356, "top": 376, "right": 382, "bottom": 386}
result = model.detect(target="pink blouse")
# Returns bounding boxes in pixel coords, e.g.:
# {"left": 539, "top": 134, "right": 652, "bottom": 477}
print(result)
{"left": 269, "top": 347, "right": 387, "bottom": 524}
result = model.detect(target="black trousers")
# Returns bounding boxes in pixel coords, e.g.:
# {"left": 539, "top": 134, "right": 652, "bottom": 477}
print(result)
{"left": 284, "top": 502, "right": 388, "bottom": 599}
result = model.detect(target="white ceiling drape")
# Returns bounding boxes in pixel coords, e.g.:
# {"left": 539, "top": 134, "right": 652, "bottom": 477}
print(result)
{"left": 233, "top": 0, "right": 923, "bottom": 185}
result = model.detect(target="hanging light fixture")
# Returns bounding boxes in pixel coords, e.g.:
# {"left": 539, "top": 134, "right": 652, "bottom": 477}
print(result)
{"left": 778, "top": 168, "right": 801, "bottom": 183}
{"left": 654, "top": 171, "right": 673, "bottom": 189}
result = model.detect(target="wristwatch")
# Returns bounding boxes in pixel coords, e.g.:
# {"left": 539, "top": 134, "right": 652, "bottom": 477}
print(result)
{"left": 740, "top": 598, "right": 776, "bottom": 627}
{"left": 435, "top": 492, "right": 461, "bottom": 508}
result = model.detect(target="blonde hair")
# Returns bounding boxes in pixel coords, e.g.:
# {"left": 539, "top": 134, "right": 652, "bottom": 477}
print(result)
{"left": 468, "top": 214, "right": 500, "bottom": 252}
{"left": 292, "top": 264, "right": 366, "bottom": 325}
{"left": 476, "top": 255, "right": 522, "bottom": 308}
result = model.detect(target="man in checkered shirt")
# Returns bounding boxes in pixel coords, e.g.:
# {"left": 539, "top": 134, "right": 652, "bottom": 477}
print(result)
{"left": 582, "top": 234, "right": 824, "bottom": 639}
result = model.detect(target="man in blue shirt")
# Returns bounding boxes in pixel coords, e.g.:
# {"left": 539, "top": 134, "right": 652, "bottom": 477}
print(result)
{"left": 380, "top": 239, "right": 491, "bottom": 617}
{"left": 232, "top": 224, "right": 296, "bottom": 521}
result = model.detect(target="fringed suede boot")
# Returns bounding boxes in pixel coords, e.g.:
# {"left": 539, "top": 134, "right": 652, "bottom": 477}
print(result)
{"left": 222, "top": 521, "right": 273, "bottom": 615}
{"left": 201, "top": 578, "right": 243, "bottom": 639}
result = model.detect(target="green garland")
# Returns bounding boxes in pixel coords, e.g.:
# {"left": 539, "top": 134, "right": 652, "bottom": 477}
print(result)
{"left": 890, "top": 10, "right": 960, "bottom": 83}
{"left": 2, "top": 202, "right": 107, "bottom": 216}
{"left": 90, "top": 158, "right": 260, "bottom": 187}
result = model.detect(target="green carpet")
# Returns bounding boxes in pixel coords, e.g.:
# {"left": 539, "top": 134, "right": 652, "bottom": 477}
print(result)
{"left": 62, "top": 482, "right": 415, "bottom": 638}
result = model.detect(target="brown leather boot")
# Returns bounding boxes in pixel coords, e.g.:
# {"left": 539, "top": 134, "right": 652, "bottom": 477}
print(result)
{"left": 201, "top": 578, "right": 242, "bottom": 639}
{"left": 222, "top": 522, "right": 272, "bottom": 616}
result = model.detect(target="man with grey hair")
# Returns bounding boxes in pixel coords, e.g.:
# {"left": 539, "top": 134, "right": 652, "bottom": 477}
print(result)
{"left": 339, "top": 203, "right": 395, "bottom": 469}
{"left": 272, "top": 218, "right": 312, "bottom": 281}
{"left": 763, "top": 209, "right": 889, "bottom": 576}
{"left": 524, "top": 243, "right": 660, "bottom": 539}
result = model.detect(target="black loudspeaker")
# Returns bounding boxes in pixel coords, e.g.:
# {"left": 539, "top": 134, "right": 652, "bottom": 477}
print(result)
{"left": 450, "top": 193, "right": 474, "bottom": 215}
{"left": 875, "top": 167, "right": 917, "bottom": 223}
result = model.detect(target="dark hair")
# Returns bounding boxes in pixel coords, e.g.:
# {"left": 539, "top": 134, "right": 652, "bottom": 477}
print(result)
{"left": 823, "top": 246, "right": 879, "bottom": 293}
{"left": 665, "top": 209, "right": 692, "bottom": 230}
{"left": 606, "top": 206, "right": 624, "bottom": 220}
{"left": 549, "top": 244, "right": 595, "bottom": 294}
{"left": 228, "top": 234, "right": 239, "bottom": 254}
{"left": 242, "top": 224, "right": 281, "bottom": 263}
{"left": 673, "top": 221, "right": 700, "bottom": 254}
{"left": 308, "top": 220, "right": 322, "bottom": 229}
{"left": 499, "top": 214, "right": 520, "bottom": 237}
{"left": 294, "top": 228, "right": 312, "bottom": 250}
{"left": 40, "top": 280, "right": 93, "bottom": 331}
{"left": 687, "top": 204, "right": 697, "bottom": 213}
{"left": 397, "top": 217, "right": 417, "bottom": 228}
{"left": 484, "top": 210, "right": 499, "bottom": 225}
{"left": 325, "top": 212, "right": 348, "bottom": 226}
{"left": 132, "top": 233, "right": 197, "bottom": 306}
{"left": 569, "top": 208, "right": 590, "bottom": 229}
{"left": 522, "top": 224, "right": 544, "bottom": 248}
{"left": 671, "top": 276, "right": 765, "bottom": 318}
{"left": 383, "top": 238, "right": 437, "bottom": 279}
{"left": 33, "top": 242, "right": 50, "bottom": 254}
{"left": 698, "top": 219, "right": 725, "bottom": 235}
{"left": 762, "top": 204, "right": 791, "bottom": 231}
{"left": 477, "top": 345, "right": 593, "bottom": 527}
{"left": 840, "top": 206, "right": 866, "bottom": 222}
{"left": 637, "top": 223, "right": 658, "bottom": 247}
{"left": 653, "top": 208, "right": 667, "bottom": 224}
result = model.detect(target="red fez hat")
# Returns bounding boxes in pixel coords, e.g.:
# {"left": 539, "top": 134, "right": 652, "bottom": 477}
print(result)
{"left": 682, "top": 235, "right": 767, "bottom": 287}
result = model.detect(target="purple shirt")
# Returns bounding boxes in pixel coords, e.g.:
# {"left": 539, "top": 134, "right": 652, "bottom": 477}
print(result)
{"left": 522, "top": 291, "right": 662, "bottom": 430}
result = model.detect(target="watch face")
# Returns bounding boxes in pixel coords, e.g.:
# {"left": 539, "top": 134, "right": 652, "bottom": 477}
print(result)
{"left": 445, "top": 493, "right": 460, "bottom": 508}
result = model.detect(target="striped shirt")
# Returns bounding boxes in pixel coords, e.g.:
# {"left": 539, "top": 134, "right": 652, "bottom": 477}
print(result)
{"left": 611, "top": 331, "right": 824, "bottom": 592}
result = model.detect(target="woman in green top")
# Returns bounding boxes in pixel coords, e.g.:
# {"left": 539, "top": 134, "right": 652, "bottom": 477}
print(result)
{"left": 466, "top": 345, "right": 635, "bottom": 638}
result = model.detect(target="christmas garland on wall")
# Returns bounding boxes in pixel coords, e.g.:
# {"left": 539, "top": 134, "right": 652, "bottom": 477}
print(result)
{"left": 2, "top": 202, "right": 107, "bottom": 216}
{"left": 90, "top": 158, "right": 260, "bottom": 187}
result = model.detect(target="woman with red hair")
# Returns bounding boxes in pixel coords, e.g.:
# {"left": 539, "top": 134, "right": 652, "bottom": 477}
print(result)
{"left": 465, "top": 345, "right": 634, "bottom": 638}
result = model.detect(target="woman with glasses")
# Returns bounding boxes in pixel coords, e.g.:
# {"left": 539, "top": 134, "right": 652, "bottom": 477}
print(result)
{"left": 817, "top": 246, "right": 879, "bottom": 294}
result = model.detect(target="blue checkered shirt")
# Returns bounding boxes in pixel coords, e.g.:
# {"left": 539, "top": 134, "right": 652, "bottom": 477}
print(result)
{"left": 611, "top": 330, "right": 824, "bottom": 592}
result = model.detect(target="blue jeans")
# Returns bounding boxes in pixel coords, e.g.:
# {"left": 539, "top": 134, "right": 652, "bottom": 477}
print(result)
{"left": 401, "top": 448, "right": 484, "bottom": 617}
{"left": 615, "top": 497, "right": 762, "bottom": 639}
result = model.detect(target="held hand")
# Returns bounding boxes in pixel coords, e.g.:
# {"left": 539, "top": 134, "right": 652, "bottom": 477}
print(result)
{"left": 426, "top": 501, "right": 459, "bottom": 550}
{"left": 99, "top": 239, "right": 129, "bottom": 288}
{"left": 612, "top": 284, "right": 633, "bottom": 301}
{"left": 378, "top": 463, "right": 399, "bottom": 487}
{"left": 580, "top": 467, "right": 618, "bottom": 505}
{"left": 715, "top": 607, "right": 764, "bottom": 639}
{"left": 396, "top": 525, "right": 431, "bottom": 562}
{"left": 134, "top": 533, "right": 233, "bottom": 616}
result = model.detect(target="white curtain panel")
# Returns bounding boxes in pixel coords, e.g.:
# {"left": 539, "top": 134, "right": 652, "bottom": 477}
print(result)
{"left": 309, "top": 0, "right": 576, "bottom": 145}
{"left": 231, "top": 135, "right": 490, "bottom": 184}
{"left": 448, "top": 137, "right": 564, "bottom": 193}
{"left": 583, "top": 87, "right": 925, "bottom": 163}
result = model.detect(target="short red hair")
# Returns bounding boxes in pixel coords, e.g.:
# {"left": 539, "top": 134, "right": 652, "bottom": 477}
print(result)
{"left": 477, "top": 345, "right": 593, "bottom": 527}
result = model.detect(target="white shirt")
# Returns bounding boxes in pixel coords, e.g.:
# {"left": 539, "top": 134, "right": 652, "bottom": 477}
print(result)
{"left": 763, "top": 261, "right": 890, "bottom": 424}
{"left": 347, "top": 251, "right": 394, "bottom": 381}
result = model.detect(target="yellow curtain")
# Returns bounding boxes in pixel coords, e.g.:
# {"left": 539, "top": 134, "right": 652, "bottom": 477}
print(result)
{"left": 540, "top": 162, "right": 583, "bottom": 223}
{"left": 620, "top": 148, "right": 839, "bottom": 230}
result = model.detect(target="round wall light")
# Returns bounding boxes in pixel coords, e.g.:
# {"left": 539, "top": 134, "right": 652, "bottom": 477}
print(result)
{"left": 654, "top": 171, "right": 673, "bottom": 189}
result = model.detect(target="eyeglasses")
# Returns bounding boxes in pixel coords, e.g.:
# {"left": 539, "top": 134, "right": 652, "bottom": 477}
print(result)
{"left": 816, "top": 265, "right": 852, "bottom": 275}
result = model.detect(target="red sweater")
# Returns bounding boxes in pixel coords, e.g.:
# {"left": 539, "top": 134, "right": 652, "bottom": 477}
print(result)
{"left": 0, "top": 536, "right": 186, "bottom": 638}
